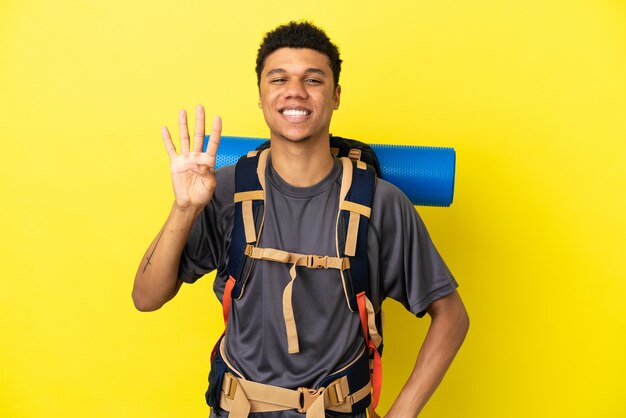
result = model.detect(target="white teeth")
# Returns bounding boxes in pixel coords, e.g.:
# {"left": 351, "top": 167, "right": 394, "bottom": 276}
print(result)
{"left": 282, "top": 109, "right": 309, "bottom": 116}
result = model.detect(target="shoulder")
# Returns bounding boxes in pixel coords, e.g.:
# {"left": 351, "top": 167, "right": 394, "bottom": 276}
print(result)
{"left": 368, "top": 177, "right": 432, "bottom": 245}
{"left": 371, "top": 177, "right": 418, "bottom": 220}
{"left": 373, "top": 177, "right": 408, "bottom": 202}
{"left": 215, "top": 164, "right": 235, "bottom": 189}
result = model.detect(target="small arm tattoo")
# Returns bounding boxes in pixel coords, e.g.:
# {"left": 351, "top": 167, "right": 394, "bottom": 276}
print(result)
{"left": 143, "top": 228, "right": 165, "bottom": 273}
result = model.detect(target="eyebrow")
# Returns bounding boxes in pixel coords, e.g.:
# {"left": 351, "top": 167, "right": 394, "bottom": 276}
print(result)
{"left": 265, "top": 67, "right": 328, "bottom": 77}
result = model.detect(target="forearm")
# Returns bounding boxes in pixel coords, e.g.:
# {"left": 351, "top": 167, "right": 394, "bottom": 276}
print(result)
{"left": 132, "top": 203, "right": 203, "bottom": 311}
{"left": 385, "top": 291, "right": 469, "bottom": 417}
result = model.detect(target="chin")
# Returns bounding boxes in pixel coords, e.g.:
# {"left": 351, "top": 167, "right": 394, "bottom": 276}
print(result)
{"left": 273, "top": 130, "right": 314, "bottom": 143}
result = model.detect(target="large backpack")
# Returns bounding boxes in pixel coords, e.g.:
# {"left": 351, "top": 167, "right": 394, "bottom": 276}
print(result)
{"left": 207, "top": 136, "right": 384, "bottom": 417}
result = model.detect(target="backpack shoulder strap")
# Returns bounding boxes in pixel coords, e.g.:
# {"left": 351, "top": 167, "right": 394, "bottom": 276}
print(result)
{"left": 226, "top": 149, "right": 269, "bottom": 300}
{"left": 341, "top": 159, "right": 383, "bottom": 340}
{"left": 335, "top": 158, "right": 377, "bottom": 311}
{"left": 336, "top": 157, "right": 383, "bottom": 409}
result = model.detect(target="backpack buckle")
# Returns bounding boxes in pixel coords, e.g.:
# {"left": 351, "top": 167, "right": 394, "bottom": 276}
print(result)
{"left": 297, "top": 387, "right": 322, "bottom": 413}
{"left": 342, "top": 257, "right": 351, "bottom": 270}
{"left": 348, "top": 148, "right": 362, "bottom": 161}
{"left": 222, "top": 373, "right": 238, "bottom": 400}
{"left": 326, "top": 377, "right": 350, "bottom": 407}
{"left": 308, "top": 255, "right": 329, "bottom": 269}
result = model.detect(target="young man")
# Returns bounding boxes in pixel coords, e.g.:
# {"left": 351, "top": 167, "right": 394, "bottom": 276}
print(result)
{"left": 133, "top": 22, "right": 469, "bottom": 418}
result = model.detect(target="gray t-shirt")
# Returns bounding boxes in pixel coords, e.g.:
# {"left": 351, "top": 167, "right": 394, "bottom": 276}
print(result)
{"left": 179, "top": 157, "right": 458, "bottom": 418}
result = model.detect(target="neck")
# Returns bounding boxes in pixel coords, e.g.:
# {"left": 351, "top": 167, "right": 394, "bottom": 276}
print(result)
{"left": 269, "top": 135, "right": 334, "bottom": 187}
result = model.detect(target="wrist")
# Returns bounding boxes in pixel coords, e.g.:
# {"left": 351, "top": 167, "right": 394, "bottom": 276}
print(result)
{"left": 170, "top": 201, "right": 204, "bottom": 222}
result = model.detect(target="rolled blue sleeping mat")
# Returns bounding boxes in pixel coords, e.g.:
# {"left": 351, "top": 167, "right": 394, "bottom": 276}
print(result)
{"left": 205, "top": 135, "right": 456, "bottom": 207}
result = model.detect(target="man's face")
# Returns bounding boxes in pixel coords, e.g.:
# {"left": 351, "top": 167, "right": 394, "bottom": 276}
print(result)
{"left": 259, "top": 48, "right": 341, "bottom": 144}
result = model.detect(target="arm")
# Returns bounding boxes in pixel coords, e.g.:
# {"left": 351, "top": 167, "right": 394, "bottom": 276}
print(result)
{"left": 132, "top": 105, "right": 222, "bottom": 311}
{"left": 380, "top": 290, "right": 469, "bottom": 417}
{"left": 132, "top": 205, "right": 200, "bottom": 311}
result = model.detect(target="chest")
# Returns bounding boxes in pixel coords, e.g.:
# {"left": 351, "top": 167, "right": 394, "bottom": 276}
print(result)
{"left": 260, "top": 183, "right": 341, "bottom": 257}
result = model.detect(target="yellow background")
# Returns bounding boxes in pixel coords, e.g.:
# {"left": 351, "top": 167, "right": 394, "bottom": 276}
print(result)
{"left": 1, "top": 0, "right": 625, "bottom": 417}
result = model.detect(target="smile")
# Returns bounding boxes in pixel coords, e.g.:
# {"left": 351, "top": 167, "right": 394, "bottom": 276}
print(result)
{"left": 281, "top": 108, "right": 311, "bottom": 116}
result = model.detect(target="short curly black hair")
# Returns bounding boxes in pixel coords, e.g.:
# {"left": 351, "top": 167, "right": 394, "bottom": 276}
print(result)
{"left": 256, "top": 21, "right": 342, "bottom": 87}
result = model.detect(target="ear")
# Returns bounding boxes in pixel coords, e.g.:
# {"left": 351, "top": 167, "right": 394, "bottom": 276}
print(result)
{"left": 333, "top": 84, "right": 341, "bottom": 110}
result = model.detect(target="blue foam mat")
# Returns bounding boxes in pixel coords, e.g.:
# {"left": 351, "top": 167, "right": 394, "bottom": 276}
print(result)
{"left": 205, "top": 136, "right": 455, "bottom": 207}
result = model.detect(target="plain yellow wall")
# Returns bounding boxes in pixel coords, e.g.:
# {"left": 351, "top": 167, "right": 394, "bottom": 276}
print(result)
{"left": 1, "top": 0, "right": 625, "bottom": 417}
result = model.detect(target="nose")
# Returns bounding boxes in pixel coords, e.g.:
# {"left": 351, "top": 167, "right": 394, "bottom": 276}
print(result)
{"left": 284, "top": 79, "right": 308, "bottom": 100}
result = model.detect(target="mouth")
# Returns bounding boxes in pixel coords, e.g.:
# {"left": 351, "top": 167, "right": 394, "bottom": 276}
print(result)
{"left": 280, "top": 107, "right": 312, "bottom": 121}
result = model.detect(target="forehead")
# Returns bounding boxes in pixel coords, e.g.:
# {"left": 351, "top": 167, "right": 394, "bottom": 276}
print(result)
{"left": 262, "top": 48, "right": 332, "bottom": 75}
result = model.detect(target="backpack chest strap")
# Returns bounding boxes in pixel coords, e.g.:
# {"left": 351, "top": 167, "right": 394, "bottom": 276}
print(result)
{"left": 245, "top": 243, "right": 350, "bottom": 354}
{"left": 246, "top": 244, "right": 350, "bottom": 270}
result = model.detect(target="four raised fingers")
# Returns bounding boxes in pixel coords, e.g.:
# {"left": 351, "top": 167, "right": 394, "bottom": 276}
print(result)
{"left": 163, "top": 107, "right": 220, "bottom": 166}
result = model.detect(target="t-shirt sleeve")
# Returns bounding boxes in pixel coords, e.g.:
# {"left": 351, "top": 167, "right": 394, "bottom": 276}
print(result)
{"left": 177, "top": 165, "right": 235, "bottom": 284}
{"left": 370, "top": 179, "right": 458, "bottom": 317}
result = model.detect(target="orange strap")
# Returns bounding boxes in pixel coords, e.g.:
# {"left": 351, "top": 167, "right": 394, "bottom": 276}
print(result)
{"left": 356, "top": 292, "right": 369, "bottom": 338}
{"left": 369, "top": 342, "right": 382, "bottom": 409}
{"left": 223, "top": 276, "right": 236, "bottom": 325}
{"left": 356, "top": 292, "right": 382, "bottom": 410}
{"left": 211, "top": 276, "right": 236, "bottom": 361}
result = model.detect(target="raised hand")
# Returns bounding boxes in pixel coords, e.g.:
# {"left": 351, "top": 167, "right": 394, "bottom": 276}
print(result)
{"left": 161, "top": 105, "right": 222, "bottom": 209}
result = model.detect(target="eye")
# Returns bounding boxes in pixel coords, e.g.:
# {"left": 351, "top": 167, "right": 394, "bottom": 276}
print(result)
{"left": 304, "top": 78, "right": 322, "bottom": 84}
{"left": 270, "top": 78, "right": 287, "bottom": 84}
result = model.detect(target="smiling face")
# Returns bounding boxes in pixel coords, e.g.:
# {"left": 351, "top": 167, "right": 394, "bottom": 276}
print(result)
{"left": 259, "top": 48, "right": 341, "bottom": 145}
